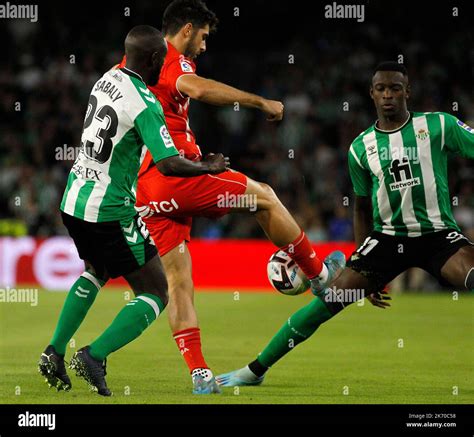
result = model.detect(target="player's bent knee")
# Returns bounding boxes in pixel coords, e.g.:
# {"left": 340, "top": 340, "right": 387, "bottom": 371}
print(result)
{"left": 146, "top": 287, "right": 169, "bottom": 307}
{"left": 165, "top": 262, "right": 194, "bottom": 293}
{"left": 258, "top": 182, "right": 276, "bottom": 198}
{"left": 168, "top": 276, "right": 194, "bottom": 297}
{"left": 85, "top": 261, "right": 109, "bottom": 283}
{"left": 135, "top": 267, "right": 170, "bottom": 307}
{"left": 168, "top": 296, "right": 196, "bottom": 324}
{"left": 254, "top": 181, "right": 280, "bottom": 209}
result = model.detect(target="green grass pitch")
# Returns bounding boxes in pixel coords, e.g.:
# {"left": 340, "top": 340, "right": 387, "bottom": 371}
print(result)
{"left": 1, "top": 289, "right": 473, "bottom": 404}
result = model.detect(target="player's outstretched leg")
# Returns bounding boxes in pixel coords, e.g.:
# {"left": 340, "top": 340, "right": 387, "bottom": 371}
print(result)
{"left": 162, "top": 243, "right": 221, "bottom": 394}
{"left": 38, "top": 268, "right": 107, "bottom": 391}
{"left": 217, "top": 268, "right": 367, "bottom": 387}
{"left": 232, "top": 177, "right": 345, "bottom": 292}
{"left": 440, "top": 245, "right": 474, "bottom": 291}
{"left": 70, "top": 255, "right": 169, "bottom": 396}
{"left": 310, "top": 250, "right": 346, "bottom": 294}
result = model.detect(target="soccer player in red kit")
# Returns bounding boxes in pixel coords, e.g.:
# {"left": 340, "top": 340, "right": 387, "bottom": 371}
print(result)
{"left": 120, "top": 0, "right": 345, "bottom": 394}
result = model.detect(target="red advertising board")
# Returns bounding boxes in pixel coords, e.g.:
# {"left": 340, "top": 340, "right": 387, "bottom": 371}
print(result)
{"left": 0, "top": 237, "right": 355, "bottom": 291}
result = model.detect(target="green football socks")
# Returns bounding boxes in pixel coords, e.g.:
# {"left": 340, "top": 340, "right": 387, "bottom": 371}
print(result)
{"left": 88, "top": 293, "right": 165, "bottom": 361}
{"left": 254, "top": 296, "right": 334, "bottom": 371}
{"left": 50, "top": 272, "right": 105, "bottom": 355}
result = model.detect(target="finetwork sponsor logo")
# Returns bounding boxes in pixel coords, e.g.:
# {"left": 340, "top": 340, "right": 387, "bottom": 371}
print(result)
{"left": 324, "top": 2, "right": 365, "bottom": 22}
{"left": 0, "top": 286, "right": 38, "bottom": 306}
{"left": 18, "top": 411, "right": 56, "bottom": 431}
{"left": 388, "top": 156, "right": 421, "bottom": 191}
{"left": 389, "top": 177, "right": 421, "bottom": 191}
{"left": 0, "top": 2, "right": 38, "bottom": 22}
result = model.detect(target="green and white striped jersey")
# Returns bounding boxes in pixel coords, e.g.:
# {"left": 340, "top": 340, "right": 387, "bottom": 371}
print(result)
{"left": 61, "top": 67, "right": 179, "bottom": 222}
{"left": 348, "top": 112, "right": 474, "bottom": 237}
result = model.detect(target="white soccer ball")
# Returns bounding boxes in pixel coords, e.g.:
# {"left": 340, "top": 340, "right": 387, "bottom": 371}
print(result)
{"left": 267, "top": 250, "right": 310, "bottom": 296}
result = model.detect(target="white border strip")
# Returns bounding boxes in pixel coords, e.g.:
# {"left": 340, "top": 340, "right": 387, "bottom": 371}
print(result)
{"left": 136, "top": 295, "right": 161, "bottom": 318}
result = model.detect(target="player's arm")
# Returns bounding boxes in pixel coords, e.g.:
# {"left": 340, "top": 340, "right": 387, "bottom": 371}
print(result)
{"left": 353, "top": 195, "right": 373, "bottom": 247}
{"left": 348, "top": 146, "right": 390, "bottom": 308}
{"left": 135, "top": 106, "right": 228, "bottom": 176}
{"left": 177, "top": 74, "right": 284, "bottom": 121}
{"left": 443, "top": 113, "right": 474, "bottom": 158}
{"left": 353, "top": 191, "right": 391, "bottom": 308}
{"left": 348, "top": 144, "right": 373, "bottom": 246}
{"left": 157, "top": 153, "right": 228, "bottom": 177}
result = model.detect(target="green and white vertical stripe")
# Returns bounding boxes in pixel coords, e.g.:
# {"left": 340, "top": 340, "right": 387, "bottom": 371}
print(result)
{"left": 411, "top": 114, "right": 444, "bottom": 230}
{"left": 349, "top": 112, "right": 461, "bottom": 237}
{"left": 61, "top": 67, "right": 178, "bottom": 223}
{"left": 362, "top": 130, "right": 396, "bottom": 235}
{"left": 388, "top": 129, "right": 421, "bottom": 236}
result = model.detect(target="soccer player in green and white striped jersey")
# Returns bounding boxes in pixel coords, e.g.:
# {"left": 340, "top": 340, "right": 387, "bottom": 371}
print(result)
{"left": 216, "top": 61, "right": 474, "bottom": 387}
{"left": 39, "top": 25, "right": 229, "bottom": 396}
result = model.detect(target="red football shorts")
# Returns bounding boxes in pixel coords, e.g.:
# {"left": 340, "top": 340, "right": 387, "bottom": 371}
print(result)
{"left": 136, "top": 166, "right": 248, "bottom": 256}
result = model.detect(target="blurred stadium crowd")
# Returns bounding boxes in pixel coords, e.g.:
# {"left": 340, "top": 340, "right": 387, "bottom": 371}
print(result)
{"left": 0, "top": 2, "right": 472, "bottom": 269}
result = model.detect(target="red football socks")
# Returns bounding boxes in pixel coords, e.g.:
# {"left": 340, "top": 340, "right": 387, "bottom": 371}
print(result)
{"left": 173, "top": 327, "right": 209, "bottom": 372}
{"left": 280, "top": 231, "right": 323, "bottom": 280}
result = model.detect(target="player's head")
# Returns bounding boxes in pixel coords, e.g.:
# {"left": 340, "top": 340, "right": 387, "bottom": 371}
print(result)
{"left": 162, "top": 0, "right": 218, "bottom": 59}
{"left": 124, "top": 25, "right": 167, "bottom": 86}
{"left": 370, "top": 62, "right": 410, "bottom": 119}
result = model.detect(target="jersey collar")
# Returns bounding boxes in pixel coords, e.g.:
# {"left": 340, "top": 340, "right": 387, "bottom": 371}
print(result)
{"left": 166, "top": 40, "right": 195, "bottom": 66}
{"left": 374, "top": 111, "right": 413, "bottom": 133}
{"left": 166, "top": 40, "right": 180, "bottom": 57}
{"left": 120, "top": 67, "right": 145, "bottom": 84}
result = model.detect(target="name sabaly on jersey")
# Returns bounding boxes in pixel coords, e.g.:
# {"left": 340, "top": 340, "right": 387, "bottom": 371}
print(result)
{"left": 61, "top": 68, "right": 178, "bottom": 223}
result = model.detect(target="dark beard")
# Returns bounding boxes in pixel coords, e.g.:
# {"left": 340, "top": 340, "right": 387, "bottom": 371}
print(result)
{"left": 183, "top": 32, "right": 199, "bottom": 58}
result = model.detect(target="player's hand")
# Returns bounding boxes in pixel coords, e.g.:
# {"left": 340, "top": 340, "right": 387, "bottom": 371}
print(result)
{"left": 203, "top": 153, "right": 230, "bottom": 174}
{"left": 261, "top": 99, "right": 284, "bottom": 122}
{"left": 367, "top": 289, "right": 391, "bottom": 309}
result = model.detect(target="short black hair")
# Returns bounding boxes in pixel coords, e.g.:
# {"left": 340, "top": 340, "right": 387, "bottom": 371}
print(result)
{"left": 125, "top": 25, "right": 167, "bottom": 60}
{"left": 162, "top": 0, "right": 218, "bottom": 36}
{"left": 126, "top": 24, "right": 163, "bottom": 46}
{"left": 374, "top": 61, "right": 408, "bottom": 76}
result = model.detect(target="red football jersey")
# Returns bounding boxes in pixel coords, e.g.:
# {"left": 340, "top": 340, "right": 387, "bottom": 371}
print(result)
{"left": 118, "top": 41, "right": 202, "bottom": 176}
